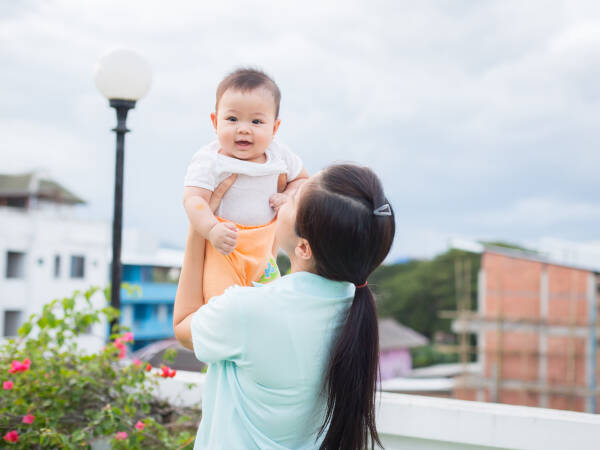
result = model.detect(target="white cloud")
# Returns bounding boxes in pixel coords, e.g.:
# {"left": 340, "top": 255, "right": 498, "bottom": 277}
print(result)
{"left": 466, "top": 197, "right": 600, "bottom": 228}
{"left": 1, "top": 0, "right": 599, "bottom": 260}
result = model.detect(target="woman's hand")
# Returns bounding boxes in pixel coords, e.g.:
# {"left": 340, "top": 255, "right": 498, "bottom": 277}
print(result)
{"left": 207, "top": 174, "right": 238, "bottom": 254}
{"left": 269, "top": 192, "right": 288, "bottom": 213}
{"left": 209, "top": 174, "right": 237, "bottom": 212}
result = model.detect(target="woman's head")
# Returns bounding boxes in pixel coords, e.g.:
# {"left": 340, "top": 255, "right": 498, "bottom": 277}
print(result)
{"left": 298, "top": 164, "right": 394, "bottom": 282}
{"left": 277, "top": 164, "right": 395, "bottom": 450}
{"left": 277, "top": 164, "right": 395, "bottom": 280}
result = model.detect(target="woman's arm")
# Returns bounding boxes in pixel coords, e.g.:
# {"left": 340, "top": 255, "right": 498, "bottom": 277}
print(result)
{"left": 174, "top": 175, "right": 237, "bottom": 350}
{"left": 284, "top": 167, "right": 309, "bottom": 195}
{"left": 269, "top": 167, "right": 309, "bottom": 213}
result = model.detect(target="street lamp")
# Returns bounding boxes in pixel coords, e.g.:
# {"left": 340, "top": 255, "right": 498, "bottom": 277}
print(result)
{"left": 94, "top": 49, "right": 152, "bottom": 333}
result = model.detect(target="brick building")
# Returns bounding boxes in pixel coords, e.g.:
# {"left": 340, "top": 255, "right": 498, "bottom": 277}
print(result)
{"left": 454, "top": 246, "right": 600, "bottom": 413}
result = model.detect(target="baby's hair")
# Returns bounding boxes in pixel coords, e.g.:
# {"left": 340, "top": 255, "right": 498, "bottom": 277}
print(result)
{"left": 216, "top": 68, "right": 281, "bottom": 118}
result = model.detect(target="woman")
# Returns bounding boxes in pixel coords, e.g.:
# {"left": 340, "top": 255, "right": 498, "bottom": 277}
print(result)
{"left": 174, "top": 164, "right": 395, "bottom": 450}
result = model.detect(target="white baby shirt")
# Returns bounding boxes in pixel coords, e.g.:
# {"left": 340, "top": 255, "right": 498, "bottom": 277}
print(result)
{"left": 184, "top": 140, "right": 303, "bottom": 226}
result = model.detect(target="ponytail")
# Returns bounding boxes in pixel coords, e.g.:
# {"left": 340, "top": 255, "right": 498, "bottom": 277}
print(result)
{"left": 318, "top": 286, "right": 382, "bottom": 449}
{"left": 296, "top": 164, "right": 394, "bottom": 450}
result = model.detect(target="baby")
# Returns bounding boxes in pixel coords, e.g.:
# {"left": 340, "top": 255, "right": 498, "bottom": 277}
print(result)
{"left": 183, "top": 68, "right": 308, "bottom": 301}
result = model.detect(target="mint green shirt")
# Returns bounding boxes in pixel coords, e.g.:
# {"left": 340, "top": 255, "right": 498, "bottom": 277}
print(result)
{"left": 190, "top": 272, "right": 354, "bottom": 449}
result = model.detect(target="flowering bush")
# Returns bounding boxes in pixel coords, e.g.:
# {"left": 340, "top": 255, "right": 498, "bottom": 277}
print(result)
{"left": 0, "top": 286, "right": 200, "bottom": 449}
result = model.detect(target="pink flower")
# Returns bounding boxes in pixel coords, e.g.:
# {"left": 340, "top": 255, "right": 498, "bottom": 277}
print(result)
{"left": 132, "top": 358, "right": 142, "bottom": 367}
{"left": 115, "top": 431, "right": 128, "bottom": 440}
{"left": 135, "top": 420, "right": 145, "bottom": 431}
{"left": 3, "top": 430, "right": 18, "bottom": 443}
{"left": 3, "top": 380, "right": 13, "bottom": 390}
{"left": 8, "top": 359, "right": 31, "bottom": 374}
{"left": 122, "top": 332, "right": 134, "bottom": 342}
{"left": 22, "top": 414, "right": 34, "bottom": 424}
{"left": 113, "top": 338, "right": 127, "bottom": 358}
{"left": 8, "top": 361, "right": 18, "bottom": 374}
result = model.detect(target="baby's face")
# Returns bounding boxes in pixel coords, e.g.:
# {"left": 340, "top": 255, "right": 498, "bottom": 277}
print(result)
{"left": 211, "top": 88, "right": 280, "bottom": 163}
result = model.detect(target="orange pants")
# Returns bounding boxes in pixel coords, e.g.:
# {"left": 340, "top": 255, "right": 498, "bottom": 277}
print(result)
{"left": 203, "top": 217, "right": 280, "bottom": 301}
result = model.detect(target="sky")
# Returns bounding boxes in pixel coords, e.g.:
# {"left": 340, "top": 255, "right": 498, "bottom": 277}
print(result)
{"left": 1, "top": 0, "right": 599, "bottom": 263}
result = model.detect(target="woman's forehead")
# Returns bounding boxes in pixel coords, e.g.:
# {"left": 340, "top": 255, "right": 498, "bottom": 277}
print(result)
{"left": 298, "top": 173, "right": 321, "bottom": 198}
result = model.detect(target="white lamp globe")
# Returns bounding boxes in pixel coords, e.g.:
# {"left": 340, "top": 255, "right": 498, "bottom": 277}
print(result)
{"left": 94, "top": 49, "right": 152, "bottom": 101}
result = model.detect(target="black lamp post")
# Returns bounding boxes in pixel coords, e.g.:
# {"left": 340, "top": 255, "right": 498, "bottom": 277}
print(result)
{"left": 94, "top": 49, "right": 152, "bottom": 334}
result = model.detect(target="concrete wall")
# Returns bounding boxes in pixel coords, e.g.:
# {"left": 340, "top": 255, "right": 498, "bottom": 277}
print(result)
{"left": 156, "top": 371, "right": 600, "bottom": 450}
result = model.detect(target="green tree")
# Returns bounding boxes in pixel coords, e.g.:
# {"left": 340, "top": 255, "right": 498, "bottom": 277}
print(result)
{"left": 370, "top": 249, "right": 480, "bottom": 339}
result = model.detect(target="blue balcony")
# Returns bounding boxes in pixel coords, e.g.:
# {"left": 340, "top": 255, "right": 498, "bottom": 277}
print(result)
{"left": 117, "top": 281, "right": 178, "bottom": 350}
{"left": 130, "top": 318, "right": 174, "bottom": 341}
{"left": 120, "top": 282, "right": 177, "bottom": 304}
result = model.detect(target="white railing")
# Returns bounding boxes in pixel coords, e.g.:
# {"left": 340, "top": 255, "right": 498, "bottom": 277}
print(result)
{"left": 156, "top": 371, "right": 600, "bottom": 450}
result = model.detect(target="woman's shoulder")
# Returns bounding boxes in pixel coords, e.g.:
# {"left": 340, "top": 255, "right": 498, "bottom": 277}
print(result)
{"left": 209, "top": 278, "right": 294, "bottom": 313}
{"left": 221, "top": 273, "right": 354, "bottom": 307}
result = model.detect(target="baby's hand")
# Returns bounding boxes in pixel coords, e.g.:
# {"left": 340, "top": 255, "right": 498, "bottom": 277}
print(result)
{"left": 269, "top": 193, "right": 288, "bottom": 213}
{"left": 208, "top": 222, "right": 238, "bottom": 255}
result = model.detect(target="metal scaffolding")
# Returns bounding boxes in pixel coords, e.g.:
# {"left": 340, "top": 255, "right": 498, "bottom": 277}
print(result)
{"left": 438, "top": 255, "right": 600, "bottom": 413}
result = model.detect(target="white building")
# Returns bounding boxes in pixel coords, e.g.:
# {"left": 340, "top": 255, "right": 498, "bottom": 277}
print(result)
{"left": 0, "top": 172, "right": 184, "bottom": 353}
{"left": 0, "top": 173, "right": 110, "bottom": 349}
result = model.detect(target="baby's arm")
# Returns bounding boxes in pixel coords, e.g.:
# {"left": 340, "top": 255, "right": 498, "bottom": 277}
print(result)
{"left": 183, "top": 186, "right": 238, "bottom": 255}
{"left": 269, "top": 167, "right": 310, "bottom": 213}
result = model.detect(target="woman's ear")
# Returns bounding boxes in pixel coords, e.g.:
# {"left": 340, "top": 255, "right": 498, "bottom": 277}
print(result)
{"left": 295, "top": 237, "right": 313, "bottom": 261}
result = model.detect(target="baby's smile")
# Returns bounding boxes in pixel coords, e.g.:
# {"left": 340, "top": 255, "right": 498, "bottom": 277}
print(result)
{"left": 235, "top": 139, "right": 252, "bottom": 148}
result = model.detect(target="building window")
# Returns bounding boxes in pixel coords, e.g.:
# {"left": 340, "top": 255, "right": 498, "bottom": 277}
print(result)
{"left": 3, "top": 310, "right": 23, "bottom": 337}
{"left": 6, "top": 197, "right": 27, "bottom": 208}
{"left": 54, "top": 255, "right": 61, "bottom": 278}
{"left": 70, "top": 255, "right": 85, "bottom": 279}
{"left": 6, "top": 251, "right": 25, "bottom": 279}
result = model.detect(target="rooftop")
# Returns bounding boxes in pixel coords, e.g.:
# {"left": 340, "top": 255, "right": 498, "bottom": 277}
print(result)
{"left": 0, "top": 172, "right": 85, "bottom": 205}
{"left": 450, "top": 238, "right": 600, "bottom": 273}
{"left": 379, "top": 317, "right": 428, "bottom": 351}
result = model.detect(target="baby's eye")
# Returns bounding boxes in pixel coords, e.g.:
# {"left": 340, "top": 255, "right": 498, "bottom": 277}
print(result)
{"left": 252, "top": 119, "right": 263, "bottom": 124}
{"left": 226, "top": 116, "right": 237, "bottom": 122}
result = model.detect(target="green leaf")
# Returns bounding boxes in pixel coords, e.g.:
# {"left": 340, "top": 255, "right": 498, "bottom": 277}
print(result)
{"left": 38, "top": 316, "right": 48, "bottom": 329}
{"left": 62, "top": 297, "right": 76, "bottom": 311}
{"left": 84, "top": 286, "right": 99, "bottom": 302}
{"left": 163, "top": 348, "right": 177, "bottom": 364}
{"left": 19, "top": 321, "right": 32, "bottom": 337}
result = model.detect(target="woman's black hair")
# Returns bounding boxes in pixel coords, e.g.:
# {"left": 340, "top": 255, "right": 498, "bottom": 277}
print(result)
{"left": 295, "top": 164, "right": 395, "bottom": 450}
